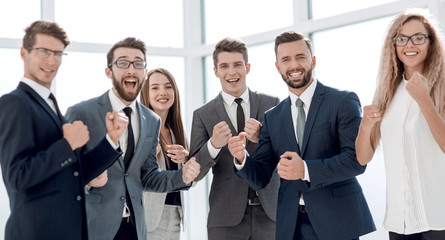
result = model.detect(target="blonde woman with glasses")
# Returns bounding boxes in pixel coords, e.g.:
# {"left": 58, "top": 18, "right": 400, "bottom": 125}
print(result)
{"left": 356, "top": 9, "right": 445, "bottom": 240}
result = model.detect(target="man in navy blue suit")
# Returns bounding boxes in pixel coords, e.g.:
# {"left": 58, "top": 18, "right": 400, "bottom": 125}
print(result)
{"left": 228, "top": 31, "right": 376, "bottom": 240}
{"left": 0, "top": 20, "right": 127, "bottom": 240}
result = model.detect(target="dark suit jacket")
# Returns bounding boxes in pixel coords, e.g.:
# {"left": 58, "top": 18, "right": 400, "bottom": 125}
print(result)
{"left": 0, "top": 82, "right": 121, "bottom": 240}
{"left": 237, "top": 82, "right": 375, "bottom": 240}
{"left": 190, "top": 90, "right": 280, "bottom": 228}
{"left": 65, "top": 91, "right": 190, "bottom": 240}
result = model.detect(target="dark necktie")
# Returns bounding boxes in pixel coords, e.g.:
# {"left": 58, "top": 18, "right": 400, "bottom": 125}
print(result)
{"left": 296, "top": 98, "right": 306, "bottom": 152}
{"left": 234, "top": 98, "right": 245, "bottom": 134}
{"left": 48, "top": 93, "right": 64, "bottom": 122}
{"left": 235, "top": 98, "right": 256, "bottom": 200}
{"left": 123, "top": 107, "right": 134, "bottom": 170}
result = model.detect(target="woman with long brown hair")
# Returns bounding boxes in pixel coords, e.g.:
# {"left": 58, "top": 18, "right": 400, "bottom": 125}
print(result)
{"left": 356, "top": 9, "right": 445, "bottom": 240}
{"left": 140, "top": 68, "right": 189, "bottom": 239}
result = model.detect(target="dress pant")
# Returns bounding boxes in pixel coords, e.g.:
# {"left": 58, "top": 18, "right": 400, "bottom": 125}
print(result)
{"left": 208, "top": 200, "right": 276, "bottom": 240}
{"left": 147, "top": 204, "right": 181, "bottom": 240}
{"left": 114, "top": 216, "right": 138, "bottom": 240}
{"left": 293, "top": 205, "right": 359, "bottom": 240}
{"left": 389, "top": 230, "right": 445, "bottom": 240}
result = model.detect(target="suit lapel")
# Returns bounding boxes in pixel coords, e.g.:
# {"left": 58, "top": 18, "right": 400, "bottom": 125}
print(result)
{"left": 281, "top": 97, "right": 301, "bottom": 155}
{"left": 97, "top": 92, "right": 125, "bottom": 170}
{"left": 129, "top": 102, "right": 146, "bottom": 170}
{"left": 249, "top": 90, "right": 259, "bottom": 119}
{"left": 214, "top": 94, "right": 237, "bottom": 136}
{"left": 301, "top": 81, "right": 325, "bottom": 155}
{"left": 18, "top": 82, "right": 63, "bottom": 134}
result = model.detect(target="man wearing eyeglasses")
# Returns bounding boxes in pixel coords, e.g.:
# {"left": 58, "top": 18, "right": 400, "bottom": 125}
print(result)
{"left": 0, "top": 20, "right": 127, "bottom": 240}
{"left": 65, "top": 37, "right": 201, "bottom": 240}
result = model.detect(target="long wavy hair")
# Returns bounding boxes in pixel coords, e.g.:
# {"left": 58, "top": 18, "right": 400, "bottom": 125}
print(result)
{"left": 371, "top": 9, "right": 445, "bottom": 150}
{"left": 140, "top": 68, "right": 188, "bottom": 169}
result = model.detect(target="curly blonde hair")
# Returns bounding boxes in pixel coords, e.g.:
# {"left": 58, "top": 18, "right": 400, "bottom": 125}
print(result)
{"left": 371, "top": 9, "right": 445, "bottom": 149}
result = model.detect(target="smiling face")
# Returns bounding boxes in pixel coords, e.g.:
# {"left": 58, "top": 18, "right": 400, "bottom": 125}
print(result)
{"left": 106, "top": 47, "right": 147, "bottom": 105}
{"left": 396, "top": 19, "right": 430, "bottom": 76}
{"left": 214, "top": 51, "right": 250, "bottom": 97}
{"left": 147, "top": 72, "right": 175, "bottom": 116}
{"left": 275, "top": 40, "right": 316, "bottom": 96}
{"left": 21, "top": 33, "right": 65, "bottom": 89}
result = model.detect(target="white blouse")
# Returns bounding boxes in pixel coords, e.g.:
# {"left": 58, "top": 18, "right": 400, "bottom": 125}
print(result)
{"left": 380, "top": 79, "right": 445, "bottom": 234}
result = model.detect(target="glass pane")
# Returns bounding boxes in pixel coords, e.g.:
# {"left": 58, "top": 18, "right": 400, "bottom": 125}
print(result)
{"left": 0, "top": 48, "right": 24, "bottom": 97}
{"left": 55, "top": 0, "right": 183, "bottom": 47}
{"left": 204, "top": 0, "right": 293, "bottom": 44}
{"left": 205, "top": 42, "right": 287, "bottom": 103}
{"left": 311, "top": 0, "right": 399, "bottom": 19}
{"left": 0, "top": 1, "right": 41, "bottom": 38}
{"left": 312, "top": 16, "right": 394, "bottom": 106}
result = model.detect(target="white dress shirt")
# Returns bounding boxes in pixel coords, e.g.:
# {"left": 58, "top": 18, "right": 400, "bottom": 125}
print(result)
{"left": 380, "top": 78, "right": 445, "bottom": 234}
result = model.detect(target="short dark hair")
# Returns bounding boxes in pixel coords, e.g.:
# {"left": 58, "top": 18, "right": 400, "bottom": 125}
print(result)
{"left": 107, "top": 37, "right": 147, "bottom": 67}
{"left": 274, "top": 31, "right": 313, "bottom": 58}
{"left": 212, "top": 37, "right": 248, "bottom": 68}
{"left": 22, "top": 20, "right": 70, "bottom": 49}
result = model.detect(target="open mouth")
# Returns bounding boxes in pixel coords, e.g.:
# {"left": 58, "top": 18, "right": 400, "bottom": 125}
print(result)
{"left": 157, "top": 98, "right": 169, "bottom": 103}
{"left": 124, "top": 78, "right": 137, "bottom": 89}
{"left": 227, "top": 78, "right": 239, "bottom": 83}
{"left": 404, "top": 52, "right": 418, "bottom": 56}
{"left": 288, "top": 70, "right": 303, "bottom": 79}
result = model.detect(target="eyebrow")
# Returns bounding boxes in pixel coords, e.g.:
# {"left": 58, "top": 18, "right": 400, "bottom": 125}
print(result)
{"left": 398, "top": 32, "right": 427, "bottom": 36}
{"left": 116, "top": 56, "right": 144, "bottom": 61}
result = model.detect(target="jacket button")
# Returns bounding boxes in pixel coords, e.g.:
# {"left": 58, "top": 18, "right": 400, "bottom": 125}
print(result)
{"left": 76, "top": 195, "right": 82, "bottom": 201}
{"left": 73, "top": 171, "right": 79, "bottom": 177}
{"left": 67, "top": 158, "right": 73, "bottom": 162}
{"left": 120, "top": 196, "right": 125, "bottom": 201}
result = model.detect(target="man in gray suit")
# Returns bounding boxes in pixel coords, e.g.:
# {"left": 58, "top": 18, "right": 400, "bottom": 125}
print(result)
{"left": 65, "top": 37, "right": 200, "bottom": 240}
{"left": 189, "top": 37, "right": 280, "bottom": 240}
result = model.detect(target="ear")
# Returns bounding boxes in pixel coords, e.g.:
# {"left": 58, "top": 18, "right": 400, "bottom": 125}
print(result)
{"left": 105, "top": 67, "right": 112, "bottom": 79}
{"left": 213, "top": 66, "right": 218, "bottom": 77}
{"left": 245, "top": 63, "right": 251, "bottom": 74}
{"left": 275, "top": 61, "right": 280, "bottom": 72}
{"left": 311, "top": 56, "right": 316, "bottom": 69}
{"left": 20, "top": 47, "right": 27, "bottom": 61}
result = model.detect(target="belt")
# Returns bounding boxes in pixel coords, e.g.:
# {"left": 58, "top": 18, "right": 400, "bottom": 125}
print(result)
{"left": 299, "top": 205, "right": 307, "bottom": 213}
{"left": 122, "top": 216, "right": 130, "bottom": 223}
{"left": 248, "top": 197, "right": 261, "bottom": 206}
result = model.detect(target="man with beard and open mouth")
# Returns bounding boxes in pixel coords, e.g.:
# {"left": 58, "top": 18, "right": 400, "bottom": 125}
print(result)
{"left": 228, "top": 31, "right": 376, "bottom": 240}
{"left": 65, "top": 37, "right": 201, "bottom": 240}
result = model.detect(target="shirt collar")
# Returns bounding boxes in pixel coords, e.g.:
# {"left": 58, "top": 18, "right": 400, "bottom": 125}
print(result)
{"left": 21, "top": 77, "right": 52, "bottom": 100}
{"left": 221, "top": 88, "right": 250, "bottom": 106}
{"left": 108, "top": 89, "right": 137, "bottom": 113}
{"left": 289, "top": 78, "right": 317, "bottom": 106}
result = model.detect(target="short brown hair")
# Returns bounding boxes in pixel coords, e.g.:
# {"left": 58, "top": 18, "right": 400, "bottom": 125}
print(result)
{"left": 22, "top": 20, "right": 70, "bottom": 49}
{"left": 212, "top": 37, "right": 248, "bottom": 68}
{"left": 107, "top": 37, "right": 147, "bottom": 67}
{"left": 274, "top": 31, "right": 313, "bottom": 59}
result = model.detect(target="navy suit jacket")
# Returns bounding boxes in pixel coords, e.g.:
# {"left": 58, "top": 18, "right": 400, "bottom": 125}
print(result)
{"left": 237, "top": 81, "right": 375, "bottom": 240}
{"left": 0, "top": 82, "right": 121, "bottom": 240}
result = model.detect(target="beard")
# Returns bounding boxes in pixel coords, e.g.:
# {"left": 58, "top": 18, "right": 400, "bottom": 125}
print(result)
{"left": 112, "top": 73, "right": 142, "bottom": 102}
{"left": 281, "top": 66, "right": 312, "bottom": 89}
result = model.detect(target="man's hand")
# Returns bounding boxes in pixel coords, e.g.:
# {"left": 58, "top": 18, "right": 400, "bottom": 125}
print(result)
{"left": 244, "top": 118, "right": 262, "bottom": 143}
{"left": 277, "top": 151, "right": 304, "bottom": 180}
{"left": 86, "top": 170, "right": 108, "bottom": 188}
{"left": 63, "top": 121, "right": 90, "bottom": 150}
{"left": 106, "top": 111, "right": 129, "bottom": 145}
{"left": 167, "top": 144, "right": 189, "bottom": 164}
{"left": 228, "top": 132, "right": 247, "bottom": 164}
{"left": 210, "top": 121, "right": 232, "bottom": 149}
{"left": 182, "top": 157, "right": 200, "bottom": 185}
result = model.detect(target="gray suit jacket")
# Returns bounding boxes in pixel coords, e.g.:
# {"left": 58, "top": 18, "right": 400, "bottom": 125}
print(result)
{"left": 65, "top": 91, "right": 189, "bottom": 240}
{"left": 143, "top": 132, "right": 184, "bottom": 232}
{"left": 190, "top": 89, "right": 280, "bottom": 228}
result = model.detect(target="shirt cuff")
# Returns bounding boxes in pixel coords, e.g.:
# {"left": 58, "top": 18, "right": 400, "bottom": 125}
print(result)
{"left": 302, "top": 160, "right": 310, "bottom": 182}
{"left": 207, "top": 140, "right": 221, "bottom": 159}
{"left": 234, "top": 152, "right": 247, "bottom": 170}
{"left": 106, "top": 134, "right": 119, "bottom": 150}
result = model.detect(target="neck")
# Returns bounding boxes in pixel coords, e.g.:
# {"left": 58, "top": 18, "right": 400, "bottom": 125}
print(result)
{"left": 112, "top": 88, "right": 132, "bottom": 106}
{"left": 289, "top": 78, "right": 314, "bottom": 97}
{"left": 155, "top": 110, "right": 168, "bottom": 131}
{"left": 404, "top": 67, "right": 424, "bottom": 80}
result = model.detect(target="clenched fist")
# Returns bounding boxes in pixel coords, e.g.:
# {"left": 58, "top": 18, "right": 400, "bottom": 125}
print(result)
{"left": 106, "top": 111, "right": 129, "bottom": 145}
{"left": 63, "top": 120, "right": 89, "bottom": 150}
{"left": 182, "top": 157, "right": 200, "bottom": 185}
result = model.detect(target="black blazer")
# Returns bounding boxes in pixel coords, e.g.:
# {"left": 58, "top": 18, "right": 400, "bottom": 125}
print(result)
{"left": 0, "top": 82, "right": 121, "bottom": 240}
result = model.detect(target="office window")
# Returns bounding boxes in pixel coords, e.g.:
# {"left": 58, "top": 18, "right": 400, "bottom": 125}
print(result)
{"left": 55, "top": 0, "right": 184, "bottom": 47}
{"left": 204, "top": 0, "right": 293, "bottom": 44}
{"left": 0, "top": 48, "right": 24, "bottom": 96}
{"left": 311, "top": 0, "right": 398, "bottom": 19}
{"left": 0, "top": 1, "right": 40, "bottom": 38}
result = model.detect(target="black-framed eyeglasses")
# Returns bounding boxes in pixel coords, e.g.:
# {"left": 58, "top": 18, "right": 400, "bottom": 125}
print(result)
{"left": 27, "top": 47, "right": 67, "bottom": 61}
{"left": 393, "top": 33, "right": 429, "bottom": 47}
{"left": 109, "top": 60, "right": 147, "bottom": 69}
